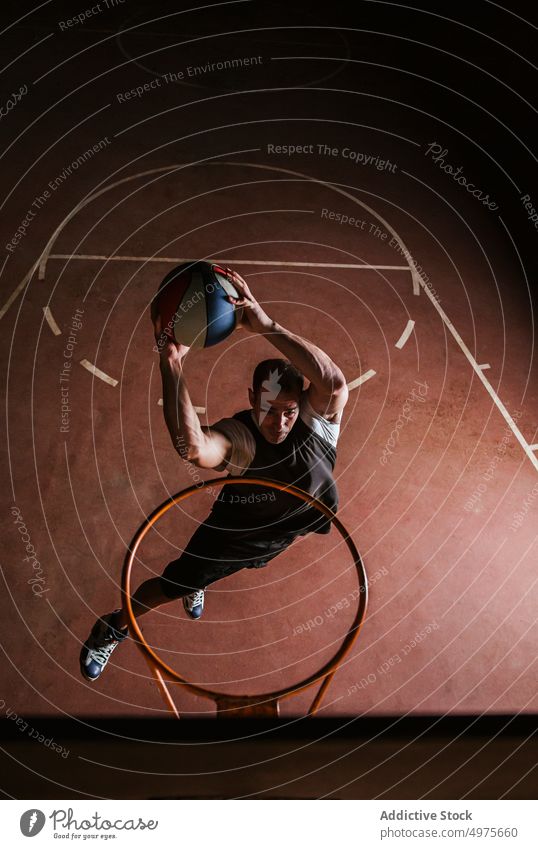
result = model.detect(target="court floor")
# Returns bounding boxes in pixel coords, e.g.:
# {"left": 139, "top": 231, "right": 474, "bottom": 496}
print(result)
{"left": 2, "top": 156, "right": 536, "bottom": 719}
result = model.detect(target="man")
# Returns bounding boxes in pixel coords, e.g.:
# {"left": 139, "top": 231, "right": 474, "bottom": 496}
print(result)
{"left": 80, "top": 271, "right": 348, "bottom": 681}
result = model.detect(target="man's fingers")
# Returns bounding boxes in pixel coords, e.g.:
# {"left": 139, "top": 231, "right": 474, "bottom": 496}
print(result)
{"left": 233, "top": 281, "right": 251, "bottom": 300}
{"left": 232, "top": 269, "right": 247, "bottom": 284}
{"left": 226, "top": 268, "right": 247, "bottom": 287}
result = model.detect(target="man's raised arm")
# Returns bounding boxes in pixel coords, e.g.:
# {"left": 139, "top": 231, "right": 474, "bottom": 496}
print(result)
{"left": 224, "top": 270, "right": 348, "bottom": 419}
{"left": 155, "top": 318, "right": 231, "bottom": 470}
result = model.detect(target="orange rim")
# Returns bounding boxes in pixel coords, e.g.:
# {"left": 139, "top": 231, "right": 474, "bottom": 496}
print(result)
{"left": 121, "top": 477, "right": 368, "bottom": 707}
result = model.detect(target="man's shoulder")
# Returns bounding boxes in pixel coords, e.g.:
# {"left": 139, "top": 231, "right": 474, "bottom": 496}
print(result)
{"left": 299, "top": 390, "right": 341, "bottom": 448}
{"left": 210, "top": 413, "right": 253, "bottom": 444}
{"left": 209, "top": 412, "right": 256, "bottom": 475}
{"left": 301, "top": 387, "right": 345, "bottom": 424}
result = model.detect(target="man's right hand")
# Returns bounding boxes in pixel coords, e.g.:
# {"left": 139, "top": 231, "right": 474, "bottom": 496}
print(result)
{"left": 152, "top": 310, "right": 190, "bottom": 360}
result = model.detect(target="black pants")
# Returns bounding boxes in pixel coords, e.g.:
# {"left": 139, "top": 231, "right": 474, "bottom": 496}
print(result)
{"left": 160, "top": 520, "right": 299, "bottom": 600}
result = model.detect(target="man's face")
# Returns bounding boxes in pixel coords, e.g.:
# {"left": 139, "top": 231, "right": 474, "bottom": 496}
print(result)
{"left": 248, "top": 388, "right": 301, "bottom": 444}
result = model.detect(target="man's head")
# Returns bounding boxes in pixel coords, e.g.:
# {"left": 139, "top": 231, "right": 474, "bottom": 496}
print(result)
{"left": 248, "top": 358, "right": 304, "bottom": 444}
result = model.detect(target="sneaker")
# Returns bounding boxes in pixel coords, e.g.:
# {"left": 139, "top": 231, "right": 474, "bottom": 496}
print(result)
{"left": 80, "top": 610, "right": 128, "bottom": 681}
{"left": 183, "top": 589, "right": 205, "bottom": 620}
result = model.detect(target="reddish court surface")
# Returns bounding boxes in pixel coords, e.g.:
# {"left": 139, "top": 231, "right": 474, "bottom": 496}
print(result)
{"left": 3, "top": 158, "right": 537, "bottom": 719}
{"left": 1, "top": 4, "right": 537, "bottom": 722}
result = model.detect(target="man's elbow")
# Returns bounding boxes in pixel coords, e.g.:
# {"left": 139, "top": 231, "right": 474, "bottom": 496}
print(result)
{"left": 322, "top": 368, "right": 347, "bottom": 393}
{"left": 332, "top": 379, "right": 349, "bottom": 409}
{"left": 180, "top": 436, "right": 223, "bottom": 469}
{"left": 332, "top": 370, "right": 348, "bottom": 392}
{"left": 312, "top": 367, "right": 346, "bottom": 390}
{"left": 172, "top": 434, "right": 202, "bottom": 464}
{"left": 311, "top": 370, "right": 349, "bottom": 401}
{"left": 310, "top": 372, "right": 349, "bottom": 417}
{"left": 182, "top": 441, "right": 205, "bottom": 465}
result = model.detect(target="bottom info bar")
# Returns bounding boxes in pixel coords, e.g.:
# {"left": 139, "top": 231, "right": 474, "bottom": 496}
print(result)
{"left": 2, "top": 800, "right": 534, "bottom": 848}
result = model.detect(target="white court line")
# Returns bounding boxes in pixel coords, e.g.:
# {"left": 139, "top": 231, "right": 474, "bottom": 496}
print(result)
{"left": 395, "top": 319, "right": 415, "bottom": 349}
{"left": 35, "top": 152, "right": 261, "bottom": 279}
{"left": 412, "top": 268, "right": 538, "bottom": 472}
{"left": 210, "top": 161, "right": 423, "bottom": 294}
{"left": 0, "top": 258, "right": 39, "bottom": 322}
{"left": 158, "top": 398, "right": 205, "bottom": 413}
{"left": 478, "top": 363, "right": 491, "bottom": 370}
{"left": 47, "top": 253, "right": 410, "bottom": 271}
{"left": 529, "top": 444, "right": 538, "bottom": 452}
{"left": 399, "top": 172, "right": 538, "bottom": 472}
{"left": 347, "top": 369, "right": 376, "bottom": 390}
{"left": 0, "top": 157, "right": 420, "bottom": 319}
{"left": 43, "top": 306, "right": 61, "bottom": 335}
{"left": 6, "top": 158, "right": 534, "bottom": 472}
{"left": 79, "top": 359, "right": 118, "bottom": 387}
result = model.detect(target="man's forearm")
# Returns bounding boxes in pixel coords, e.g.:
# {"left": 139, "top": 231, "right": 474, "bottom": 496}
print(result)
{"left": 160, "top": 355, "right": 204, "bottom": 459}
{"left": 263, "top": 320, "right": 346, "bottom": 389}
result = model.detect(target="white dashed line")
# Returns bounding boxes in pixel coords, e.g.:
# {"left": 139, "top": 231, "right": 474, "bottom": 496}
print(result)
{"left": 79, "top": 359, "right": 118, "bottom": 387}
{"left": 6, "top": 157, "right": 533, "bottom": 475}
{"left": 395, "top": 319, "right": 415, "bottom": 349}
{"left": 529, "top": 444, "right": 538, "bottom": 452}
{"left": 478, "top": 363, "right": 491, "bottom": 370}
{"left": 347, "top": 370, "right": 376, "bottom": 390}
{"left": 43, "top": 306, "right": 61, "bottom": 335}
{"left": 158, "top": 398, "right": 205, "bottom": 413}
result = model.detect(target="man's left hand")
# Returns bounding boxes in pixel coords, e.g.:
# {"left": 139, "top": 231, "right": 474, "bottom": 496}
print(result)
{"left": 224, "top": 268, "right": 274, "bottom": 335}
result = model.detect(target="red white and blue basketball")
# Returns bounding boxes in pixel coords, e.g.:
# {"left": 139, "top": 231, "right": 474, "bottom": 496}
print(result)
{"left": 155, "top": 261, "right": 243, "bottom": 349}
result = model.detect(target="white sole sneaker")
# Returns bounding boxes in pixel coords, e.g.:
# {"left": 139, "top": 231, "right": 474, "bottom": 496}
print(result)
{"left": 182, "top": 589, "right": 205, "bottom": 620}
{"left": 80, "top": 610, "right": 128, "bottom": 681}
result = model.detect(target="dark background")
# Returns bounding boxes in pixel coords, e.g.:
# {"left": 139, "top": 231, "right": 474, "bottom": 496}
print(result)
{"left": 1, "top": 0, "right": 536, "bottom": 800}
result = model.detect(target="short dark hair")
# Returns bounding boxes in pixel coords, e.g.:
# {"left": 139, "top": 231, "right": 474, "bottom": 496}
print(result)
{"left": 252, "top": 358, "right": 304, "bottom": 399}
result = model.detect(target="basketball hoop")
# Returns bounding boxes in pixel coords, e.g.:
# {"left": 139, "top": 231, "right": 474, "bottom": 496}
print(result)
{"left": 121, "top": 477, "right": 368, "bottom": 718}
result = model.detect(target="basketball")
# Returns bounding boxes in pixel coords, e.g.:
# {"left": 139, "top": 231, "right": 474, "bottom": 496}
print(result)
{"left": 155, "top": 261, "right": 243, "bottom": 348}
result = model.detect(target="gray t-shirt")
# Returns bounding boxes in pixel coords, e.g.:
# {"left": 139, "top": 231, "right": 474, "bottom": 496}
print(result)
{"left": 211, "top": 389, "right": 340, "bottom": 476}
